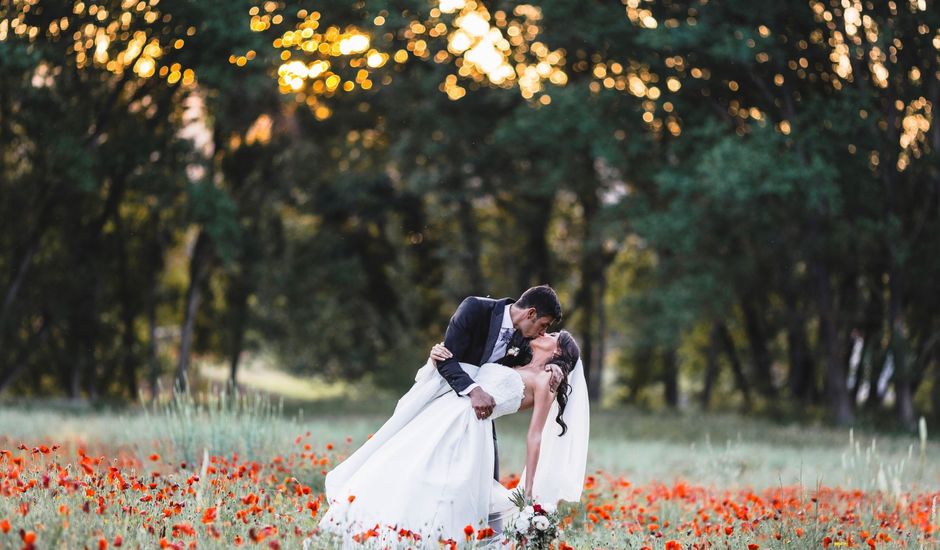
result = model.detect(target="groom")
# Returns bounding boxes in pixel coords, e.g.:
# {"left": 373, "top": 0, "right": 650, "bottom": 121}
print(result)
{"left": 433, "top": 285, "right": 563, "bottom": 477}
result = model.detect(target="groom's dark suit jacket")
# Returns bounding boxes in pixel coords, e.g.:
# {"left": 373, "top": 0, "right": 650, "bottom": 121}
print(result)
{"left": 437, "top": 296, "right": 531, "bottom": 484}
{"left": 436, "top": 296, "right": 532, "bottom": 395}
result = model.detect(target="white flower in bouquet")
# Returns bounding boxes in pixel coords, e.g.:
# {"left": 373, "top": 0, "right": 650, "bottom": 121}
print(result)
{"left": 532, "top": 515, "right": 551, "bottom": 531}
{"left": 506, "top": 487, "right": 561, "bottom": 549}
{"left": 540, "top": 502, "right": 557, "bottom": 514}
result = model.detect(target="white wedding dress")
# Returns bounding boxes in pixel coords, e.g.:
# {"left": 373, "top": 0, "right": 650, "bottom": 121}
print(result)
{"left": 317, "top": 363, "right": 522, "bottom": 546}
{"left": 314, "top": 358, "right": 589, "bottom": 549}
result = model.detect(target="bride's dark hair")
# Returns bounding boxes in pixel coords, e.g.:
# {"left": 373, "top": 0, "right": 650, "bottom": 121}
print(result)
{"left": 549, "top": 330, "right": 580, "bottom": 436}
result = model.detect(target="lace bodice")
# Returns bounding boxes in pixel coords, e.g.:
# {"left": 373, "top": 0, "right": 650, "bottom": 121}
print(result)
{"left": 467, "top": 362, "right": 525, "bottom": 420}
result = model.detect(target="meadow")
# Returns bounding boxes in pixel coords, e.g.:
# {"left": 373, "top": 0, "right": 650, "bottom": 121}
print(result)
{"left": 1, "top": 372, "right": 938, "bottom": 549}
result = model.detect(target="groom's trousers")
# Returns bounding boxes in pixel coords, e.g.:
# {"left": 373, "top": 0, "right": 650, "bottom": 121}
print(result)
{"left": 491, "top": 421, "right": 499, "bottom": 480}
{"left": 489, "top": 422, "right": 503, "bottom": 534}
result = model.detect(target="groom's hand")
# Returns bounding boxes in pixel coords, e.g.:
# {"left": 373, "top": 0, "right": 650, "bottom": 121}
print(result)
{"left": 468, "top": 387, "right": 496, "bottom": 419}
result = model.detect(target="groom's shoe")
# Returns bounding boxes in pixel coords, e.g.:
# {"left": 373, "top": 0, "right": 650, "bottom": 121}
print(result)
{"left": 487, "top": 512, "right": 503, "bottom": 537}
{"left": 478, "top": 518, "right": 505, "bottom": 550}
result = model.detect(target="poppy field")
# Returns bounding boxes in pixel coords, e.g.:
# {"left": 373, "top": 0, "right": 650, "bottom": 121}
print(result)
{"left": 1, "top": 394, "right": 938, "bottom": 549}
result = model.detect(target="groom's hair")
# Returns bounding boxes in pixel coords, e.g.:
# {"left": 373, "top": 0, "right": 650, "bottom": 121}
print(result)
{"left": 516, "top": 285, "right": 562, "bottom": 322}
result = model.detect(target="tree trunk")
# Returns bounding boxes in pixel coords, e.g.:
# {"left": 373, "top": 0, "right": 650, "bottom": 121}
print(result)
{"left": 399, "top": 191, "right": 442, "bottom": 328}
{"left": 895, "top": 370, "right": 917, "bottom": 431}
{"left": 853, "top": 279, "right": 884, "bottom": 406}
{"left": 144, "top": 213, "right": 165, "bottom": 401}
{"left": 147, "top": 277, "right": 160, "bottom": 401}
{"left": 576, "top": 265, "right": 608, "bottom": 401}
{"left": 813, "top": 260, "right": 855, "bottom": 425}
{"left": 116, "top": 216, "right": 139, "bottom": 399}
{"left": 628, "top": 347, "right": 654, "bottom": 404}
{"left": 1, "top": 339, "right": 29, "bottom": 393}
{"left": 66, "top": 270, "right": 98, "bottom": 401}
{"left": 784, "top": 295, "right": 816, "bottom": 403}
{"left": 701, "top": 332, "right": 719, "bottom": 409}
{"left": 176, "top": 230, "right": 213, "bottom": 392}
{"left": 741, "top": 297, "right": 776, "bottom": 398}
{"left": 780, "top": 76, "right": 853, "bottom": 424}
{"left": 576, "top": 176, "right": 604, "bottom": 401}
{"left": 663, "top": 348, "right": 679, "bottom": 408}
{"left": 68, "top": 323, "right": 86, "bottom": 399}
{"left": 713, "top": 321, "right": 752, "bottom": 409}
{"left": 0, "top": 198, "right": 53, "bottom": 352}
{"left": 891, "top": 279, "right": 916, "bottom": 430}
{"left": 455, "top": 193, "right": 485, "bottom": 295}
{"left": 595, "top": 269, "right": 607, "bottom": 398}
{"left": 933, "top": 348, "right": 940, "bottom": 423}
{"left": 577, "top": 275, "right": 597, "bottom": 400}
{"left": 227, "top": 273, "right": 250, "bottom": 387}
{"left": 516, "top": 194, "right": 554, "bottom": 290}
{"left": 0, "top": 239, "right": 39, "bottom": 333}
{"left": 0, "top": 316, "right": 49, "bottom": 393}
{"left": 880, "top": 90, "right": 916, "bottom": 431}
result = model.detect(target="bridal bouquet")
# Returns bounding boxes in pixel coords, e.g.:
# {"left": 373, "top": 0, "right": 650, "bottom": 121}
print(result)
{"left": 503, "top": 488, "right": 561, "bottom": 550}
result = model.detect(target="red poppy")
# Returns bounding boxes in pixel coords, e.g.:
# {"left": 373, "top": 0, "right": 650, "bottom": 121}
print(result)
{"left": 201, "top": 507, "right": 217, "bottom": 524}
{"left": 172, "top": 523, "right": 195, "bottom": 536}
{"left": 476, "top": 527, "right": 495, "bottom": 540}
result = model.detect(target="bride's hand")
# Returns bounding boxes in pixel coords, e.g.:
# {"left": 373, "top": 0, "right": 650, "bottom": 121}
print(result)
{"left": 429, "top": 342, "right": 453, "bottom": 365}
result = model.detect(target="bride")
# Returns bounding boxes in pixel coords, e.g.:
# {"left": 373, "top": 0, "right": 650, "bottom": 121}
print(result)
{"left": 313, "top": 330, "right": 589, "bottom": 547}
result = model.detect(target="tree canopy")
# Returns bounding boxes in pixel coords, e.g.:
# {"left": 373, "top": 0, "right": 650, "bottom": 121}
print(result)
{"left": 1, "top": 0, "right": 938, "bottom": 429}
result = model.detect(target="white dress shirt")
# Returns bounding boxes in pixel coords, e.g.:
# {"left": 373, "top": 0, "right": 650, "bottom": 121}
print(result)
{"left": 460, "top": 304, "right": 514, "bottom": 396}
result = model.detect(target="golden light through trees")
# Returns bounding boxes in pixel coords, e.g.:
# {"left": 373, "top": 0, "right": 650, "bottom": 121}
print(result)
{"left": 898, "top": 97, "right": 932, "bottom": 171}
{"left": 807, "top": 0, "right": 934, "bottom": 162}
{"left": 247, "top": 1, "right": 568, "bottom": 113}
{"left": 3, "top": 0, "right": 198, "bottom": 88}
{"left": 437, "top": 2, "right": 567, "bottom": 100}
{"left": 251, "top": 4, "right": 394, "bottom": 120}
{"left": 1, "top": 0, "right": 935, "bottom": 155}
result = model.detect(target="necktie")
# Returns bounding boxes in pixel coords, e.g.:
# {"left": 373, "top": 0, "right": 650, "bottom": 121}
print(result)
{"left": 499, "top": 328, "right": 514, "bottom": 347}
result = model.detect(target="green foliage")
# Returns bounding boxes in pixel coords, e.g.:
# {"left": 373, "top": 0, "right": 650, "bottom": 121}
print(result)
{"left": 1, "top": 0, "right": 938, "bottom": 429}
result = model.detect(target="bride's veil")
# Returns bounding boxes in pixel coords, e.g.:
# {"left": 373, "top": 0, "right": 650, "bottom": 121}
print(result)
{"left": 518, "top": 358, "right": 590, "bottom": 505}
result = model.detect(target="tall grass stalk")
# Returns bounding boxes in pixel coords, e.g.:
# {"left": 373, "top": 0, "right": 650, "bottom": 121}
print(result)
{"left": 136, "top": 381, "right": 298, "bottom": 464}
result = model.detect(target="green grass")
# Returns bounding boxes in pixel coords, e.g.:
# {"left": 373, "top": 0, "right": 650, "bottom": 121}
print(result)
{"left": 1, "top": 378, "right": 938, "bottom": 549}
{"left": 1, "top": 391, "right": 937, "bottom": 492}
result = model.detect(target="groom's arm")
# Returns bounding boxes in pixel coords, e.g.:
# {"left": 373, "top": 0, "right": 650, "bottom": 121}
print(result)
{"left": 437, "top": 297, "right": 482, "bottom": 395}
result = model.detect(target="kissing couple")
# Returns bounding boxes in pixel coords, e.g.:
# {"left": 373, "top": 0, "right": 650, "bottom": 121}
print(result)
{"left": 314, "top": 285, "right": 589, "bottom": 547}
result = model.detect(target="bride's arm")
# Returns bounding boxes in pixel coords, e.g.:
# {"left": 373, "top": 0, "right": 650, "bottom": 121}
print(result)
{"left": 523, "top": 374, "right": 555, "bottom": 495}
